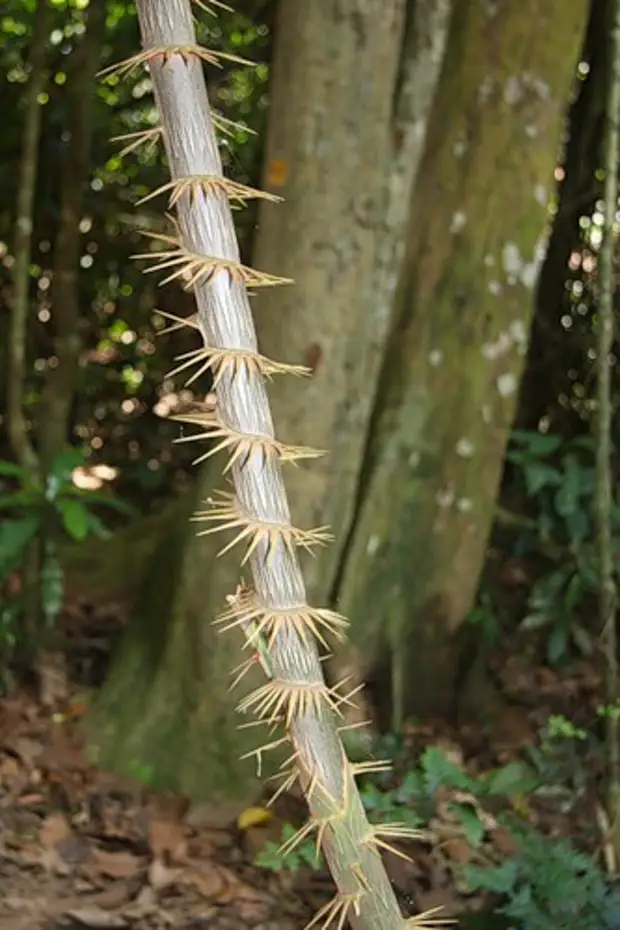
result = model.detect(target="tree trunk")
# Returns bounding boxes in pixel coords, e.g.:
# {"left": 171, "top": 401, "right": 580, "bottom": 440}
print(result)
{"left": 93, "top": 0, "right": 451, "bottom": 801}
{"left": 334, "top": 0, "right": 590, "bottom": 725}
{"left": 39, "top": 1, "right": 106, "bottom": 473}
{"left": 250, "top": 0, "right": 450, "bottom": 602}
{"left": 88, "top": 477, "right": 263, "bottom": 807}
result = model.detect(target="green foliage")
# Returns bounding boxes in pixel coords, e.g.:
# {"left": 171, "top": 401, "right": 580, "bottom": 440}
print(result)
{"left": 504, "top": 429, "right": 606, "bottom": 664}
{"left": 0, "top": 449, "right": 133, "bottom": 649}
{"left": 463, "top": 827, "right": 620, "bottom": 930}
{"left": 254, "top": 822, "right": 323, "bottom": 873}
{"left": 255, "top": 741, "right": 620, "bottom": 929}
{"left": 0, "top": 0, "right": 275, "bottom": 513}
{"left": 254, "top": 745, "right": 538, "bottom": 875}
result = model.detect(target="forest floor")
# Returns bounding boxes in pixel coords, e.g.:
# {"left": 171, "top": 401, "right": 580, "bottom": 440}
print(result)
{"left": 0, "top": 594, "right": 609, "bottom": 930}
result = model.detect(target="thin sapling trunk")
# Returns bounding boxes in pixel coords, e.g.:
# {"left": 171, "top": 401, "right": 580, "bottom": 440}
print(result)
{"left": 597, "top": 0, "right": 620, "bottom": 868}
{"left": 8, "top": 0, "right": 48, "bottom": 473}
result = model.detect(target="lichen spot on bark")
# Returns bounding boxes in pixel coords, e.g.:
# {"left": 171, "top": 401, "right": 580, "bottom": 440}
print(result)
{"left": 450, "top": 211, "right": 467, "bottom": 234}
{"left": 366, "top": 535, "right": 381, "bottom": 557}
{"left": 497, "top": 372, "right": 518, "bottom": 397}
{"left": 456, "top": 438, "right": 475, "bottom": 458}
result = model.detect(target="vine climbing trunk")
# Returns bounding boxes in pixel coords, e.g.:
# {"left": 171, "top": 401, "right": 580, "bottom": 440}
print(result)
{"left": 95, "top": 1, "right": 430, "bottom": 928}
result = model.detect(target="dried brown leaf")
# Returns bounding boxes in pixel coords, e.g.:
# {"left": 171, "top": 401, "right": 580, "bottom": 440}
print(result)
{"left": 90, "top": 847, "right": 143, "bottom": 880}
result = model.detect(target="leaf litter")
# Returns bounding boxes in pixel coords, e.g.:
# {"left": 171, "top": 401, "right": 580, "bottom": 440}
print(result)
{"left": 0, "top": 586, "right": 609, "bottom": 930}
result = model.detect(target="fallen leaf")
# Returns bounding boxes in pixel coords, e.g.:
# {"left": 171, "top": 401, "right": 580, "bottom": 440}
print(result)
{"left": 9, "top": 736, "right": 44, "bottom": 769}
{"left": 40, "top": 811, "right": 73, "bottom": 848}
{"left": 65, "top": 906, "right": 128, "bottom": 928}
{"left": 90, "top": 848, "right": 142, "bottom": 880}
{"left": 237, "top": 805, "right": 272, "bottom": 831}
{"left": 17, "top": 792, "right": 46, "bottom": 806}
{"left": 148, "top": 855, "right": 181, "bottom": 891}
{"left": 488, "top": 826, "right": 519, "bottom": 856}
{"left": 146, "top": 794, "right": 188, "bottom": 863}
{"left": 441, "top": 837, "right": 474, "bottom": 864}
{"left": 0, "top": 755, "right": 22, "bottom": 781}
{"left": 125, "top": 884, "right": 158, "bottom": 917}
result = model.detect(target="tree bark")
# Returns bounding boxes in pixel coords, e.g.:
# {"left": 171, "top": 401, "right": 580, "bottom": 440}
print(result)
{"left": 250, "top": 0, "right": 450, "bottom": 602}
{"left": 334, "top": 0, "right": 590, "bottom": 724}
{"left": 88, "top": 480, "right": 264, "bottom": 805}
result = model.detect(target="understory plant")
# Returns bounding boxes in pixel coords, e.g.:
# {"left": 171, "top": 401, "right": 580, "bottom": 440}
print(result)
{"left": 0, "top": 450, "right": 128, "bottom": 665}
{"left": 256, "top": 740, "right": 620, "bottom": 929}
{"left": 101, "top": 2, "right": 435, "bottom": 928}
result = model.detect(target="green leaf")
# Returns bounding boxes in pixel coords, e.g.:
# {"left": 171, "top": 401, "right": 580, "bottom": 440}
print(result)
{"left": 480, "top": 761, "right": 538, "bottom": 797}
{"left": 57, "top": 499, "right": 90, "bottom": 540}
{"left": 463, "top": 859, "right": 520, "bottom": 895}
{"left": 572, "top": 623, "right": 593, "bottom": 657}
{"left": 547, "top": 624, "right": 569, "bottom": 665}
{"left": 0, "top": 460, "right": 29, "bottom": 479}
{"left": 0, "top": 489, "right": 43, "bottom": 510}
{"left": 49, "top": 449, "right": 85, "bottom": 482}
{"left": 523, "top": 462, "right": 562, "bottom": 496}
{"left": 520, "top": 612, "right": 551, "bottom": 631}
{"left": 448, "top": 803, "right": 485, "bottom": 847}
{"left": 422, "top": 746, "right": 475, "bottom": 794}
{"left": 63, "top": 486, "right": 136, "bottom": 516}
{"left": 510, "top": 430, "right": 562, "bottom": 456}
{"left": 0, "top": 517, "right": 40, "bottom": 586}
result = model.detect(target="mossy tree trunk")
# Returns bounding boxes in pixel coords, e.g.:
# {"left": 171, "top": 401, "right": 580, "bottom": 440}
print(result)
{"left": 333, "top": 0, "right": 589, "bottom": 725}
{"left": 251, "top": 0, "right": 450, "bottom": 602}
{"left": 88, "top": 474, "right": 263, "bottom": 807}
{"left": 91, "top": 0, "right": 451, "bottom": 802}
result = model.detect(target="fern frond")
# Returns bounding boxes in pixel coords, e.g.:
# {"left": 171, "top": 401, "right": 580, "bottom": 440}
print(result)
{"left": 191, "top": 491, "right": 332, "bottom": 564}
{"left": 136, "top": 174, "right": 283, "bottom": 209}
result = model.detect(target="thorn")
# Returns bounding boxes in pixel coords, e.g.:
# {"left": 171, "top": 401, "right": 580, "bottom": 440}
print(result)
{"left": 405, "top": 907, "right": 457, "bottom": 928}
{"left": 190, "top": 491, "right": 333, "bottom": 565}
{"left": 110, "top": 126, "right": 163, "bottom": 158}
{"left": 136, "top": 174, "right": 283, "bottom": 209}
{"left": 99, "top": 45, "right": 253, "bottom": 82}
{"left": 304, "top": 891, "right": 363, "bottom": 930}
